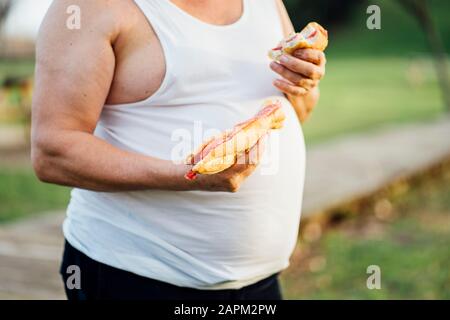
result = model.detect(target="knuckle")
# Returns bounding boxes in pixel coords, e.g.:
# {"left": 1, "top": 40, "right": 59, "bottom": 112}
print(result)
{"left": 317, "top": 69, "right": 325, "bottom": 79}
{"left": 225, "top": 177, "right": 240, "bottom": 192}
{"left": 311, "top": 68, "right": 322, "bottom": 80}
{"left": 294, "top": 76, "right": 305, "bottom": 87}
{"left": 294, "top": 49, "right": 305, "bottom": 58}
{"left": 229, "top": 185, "right": 240, "bottom": 193}
{"left": 288, "top": 86, "right": 298, "bottom": 95}
{"left": 302, "top": 52, "right": 312, "bottom": 60}
{"left": 293, "top": 87, "right": 305, "bottom": 96}
{"left": 305, "top": 66, "right": 315, "bottom": 78}
{"left": 298, "top": 78, "right": 311, "bottom": 89}
{"left": 312, "top": 79, "right": 320, "bottom": 88}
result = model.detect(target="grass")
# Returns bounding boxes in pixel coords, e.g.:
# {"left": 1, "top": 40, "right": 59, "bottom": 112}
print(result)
{"left": 303, "top": 56, "right": 445, "bottom": 143}
{"left": 280, "top": 162, "right": 450, "bottom": 299}
{"left": 296, "top": 0, "right": 449, "bottom": 142}
{"left": 0, "top": 59, "right": 34, "bottom": 83}
{"left": 0, "top": 168, "right": 70, "bottom": 223}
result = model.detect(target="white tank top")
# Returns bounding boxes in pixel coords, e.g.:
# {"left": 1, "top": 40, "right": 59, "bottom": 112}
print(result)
{"left": 63, "top": 0, "right": 306, "bottom": 289}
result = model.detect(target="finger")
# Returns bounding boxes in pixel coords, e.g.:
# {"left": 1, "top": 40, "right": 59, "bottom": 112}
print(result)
{"left": 279, "top": 54, "right": 324, "bottom": 80}
{"left": 248, "top": 134, "right": 268, "bottom": 165}
{"left": 234, "top": 149, "right": 255, "bottom": 168}
{"left": 301, "top": 79, "right": 319, "bottom": 91}
{"left": 273, "top": 78, "right": 308, "bottom": 96}
{"left": 270, "top": 62, "right": 318, "bottom": 90}
{"left": 293, "top": 49, "right": 326, "bottom": 66}
{"left": 233, "top": 134, "right": 267, "bottom": 167}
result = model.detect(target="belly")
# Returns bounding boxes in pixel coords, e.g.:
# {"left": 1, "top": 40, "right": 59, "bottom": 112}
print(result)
{"left": 83, "top": 97, "right": 305, "bottom": 265}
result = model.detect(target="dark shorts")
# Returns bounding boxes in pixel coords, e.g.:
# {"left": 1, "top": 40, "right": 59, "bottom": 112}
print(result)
{"left": 60, "top": 240, "right": 283, "bottom": 300}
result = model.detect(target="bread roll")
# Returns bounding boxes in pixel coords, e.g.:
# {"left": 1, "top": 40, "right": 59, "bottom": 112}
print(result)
{"left": 185, "top": 100, "right": 285, "bottom": 180}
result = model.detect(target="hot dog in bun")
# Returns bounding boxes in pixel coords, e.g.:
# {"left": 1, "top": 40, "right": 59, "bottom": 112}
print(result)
{"left": 185, "top": 100, "right": 285, "bottom": 180}
{"left": 269, "top": 22, "right": 328, "bottom": 61}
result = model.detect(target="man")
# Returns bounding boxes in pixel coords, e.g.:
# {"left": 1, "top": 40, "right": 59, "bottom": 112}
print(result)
{"left": 32, "top": 0, "right": 326, "bottom": 300}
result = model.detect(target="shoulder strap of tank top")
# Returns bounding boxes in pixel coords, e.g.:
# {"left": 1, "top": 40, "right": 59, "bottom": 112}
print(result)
{"left": 133, "top": 0, "right": 185, "bottom": 41}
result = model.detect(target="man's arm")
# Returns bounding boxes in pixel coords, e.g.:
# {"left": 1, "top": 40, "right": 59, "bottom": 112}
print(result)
{"left": 32, "top": 0, "right": 187, "bottom": 191}
{"left": 274, "top": 0, "right": 325, "bottom": 123}
{"left": 32, "top": 0, "right": 259, "bottom": 193}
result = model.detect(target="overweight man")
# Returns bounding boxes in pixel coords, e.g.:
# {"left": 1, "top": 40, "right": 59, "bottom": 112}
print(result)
{"left": 32, "top": 0, "right": 326, "bottom": 300}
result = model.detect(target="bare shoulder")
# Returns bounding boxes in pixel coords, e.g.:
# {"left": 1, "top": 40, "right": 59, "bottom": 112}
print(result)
{"left": 33, "top": 0, "right": 142, "bottom": 125}
{"left": 34, "top": 0, "right": 161, "bottom": 110}
{"left": 37, "top": 0, "right": 140, "bottom": 45}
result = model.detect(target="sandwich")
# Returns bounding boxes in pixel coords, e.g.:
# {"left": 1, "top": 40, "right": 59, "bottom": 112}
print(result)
{"left": 269, "top": 22, "right": 328, "bottom": 61}
{"left": 185, "top": 100, "right": 285, "bottom": 180}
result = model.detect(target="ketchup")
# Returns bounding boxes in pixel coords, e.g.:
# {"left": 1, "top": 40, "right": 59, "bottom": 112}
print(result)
{"left": 286, "top": 34, "right": 298, "bottom": 43}
{"left": 307, "top": 30, "right": 318, "bottom": 39}
{"left": 185, "top": 170, "right": 197, "bottom": 181}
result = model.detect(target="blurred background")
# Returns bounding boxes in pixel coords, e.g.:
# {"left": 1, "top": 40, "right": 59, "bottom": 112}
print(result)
{"left": 0, "top": 0, "right": 449, "bottom": 299}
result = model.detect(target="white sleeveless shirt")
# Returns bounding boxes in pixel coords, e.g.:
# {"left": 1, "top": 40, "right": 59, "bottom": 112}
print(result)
{"left": 63, "top": 0, "right": 306, "bottom": 289}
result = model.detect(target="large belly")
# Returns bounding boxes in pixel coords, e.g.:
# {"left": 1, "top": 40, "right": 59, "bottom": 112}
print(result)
{"left": 83, "top": 97, "right": 306, "bottom": 266}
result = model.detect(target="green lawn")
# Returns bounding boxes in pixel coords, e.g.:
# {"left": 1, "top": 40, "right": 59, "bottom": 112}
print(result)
{"left": 303, "top": 56, "right": 445, "bottom": 143}
{"left": 281, "top": 163, "right": 450, "bottom": 299}
{"left": 0, "top": 168, "right": 70, "bottom": 223}
{"left": 0, "top": 59, "right": 34, "bottom": 83}
{"left": 295, "top": 0, "right": 449, "bottom": 142}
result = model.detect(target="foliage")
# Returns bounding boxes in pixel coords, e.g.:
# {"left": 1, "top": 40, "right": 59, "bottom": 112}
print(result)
{"left": 281, "top": 162, "right": 450, "bottom": 299}
{"left": 0, "top": 168, "right": 70, "bottom": 223}
{"left": 303, "top": 56, "right": 443, "bottom": 143}
{"left": 0, "top": 0, "right": 12, "bottom": 30}
{"left": 285, "top": 0, "right": 450, "bottom": 57}
{"left": 284, "top": 0, "right": 364, "bottom": 30}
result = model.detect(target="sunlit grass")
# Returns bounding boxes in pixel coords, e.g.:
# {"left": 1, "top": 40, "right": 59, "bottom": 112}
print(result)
{"left": 0, "top": 59, "right": 34, "bottom": 83}
{"left": 0, "top": 168, "right": 70, "bottom": 223}
{"left": 281, "top": 163, "right": 450, "bottom": 299}
{"left": 303, "top": 56, "right": 445, "bottom": 143}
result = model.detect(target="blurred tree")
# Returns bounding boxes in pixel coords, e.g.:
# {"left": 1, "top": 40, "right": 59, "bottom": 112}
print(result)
{"left": 398, "top": 0, "right": 450, "bottom": 111}
{"left": 0, "top": 0, "right": 13, "bottom": 52}
{"left": 284, "top": 0, "right": 364, "bottom": 30}
{"left": 0, "top": 0, "right": 12, "bottom": 31}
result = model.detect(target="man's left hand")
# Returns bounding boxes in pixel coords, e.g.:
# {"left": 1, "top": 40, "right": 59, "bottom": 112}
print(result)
{"left": 270, "top": 48, "right": 326, "bottom": 97}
